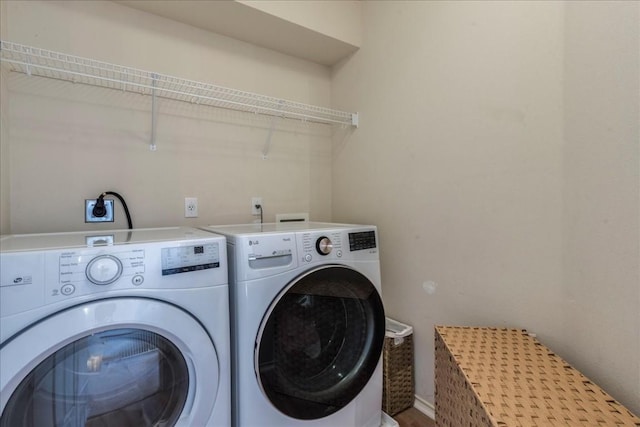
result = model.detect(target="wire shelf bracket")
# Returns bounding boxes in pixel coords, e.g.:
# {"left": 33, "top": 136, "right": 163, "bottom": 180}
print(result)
{"left": 150, "top": 73, "right": 158, "bottom": 151}
{"left": 0, "top": 40, "right": 359, "bottom": 152}
{"left": 262, "top": 100, "right": 284, "bottom": 160}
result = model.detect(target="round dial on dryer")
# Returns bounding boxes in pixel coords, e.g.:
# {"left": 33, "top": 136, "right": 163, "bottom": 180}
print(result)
{"left": 86, "top": 255, "right": 123, "bottom": 285}
{"left": 315, "top": 236, "right": 333, "bottom": 255}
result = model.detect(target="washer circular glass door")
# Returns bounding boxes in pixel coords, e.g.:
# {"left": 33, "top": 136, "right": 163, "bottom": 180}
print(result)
{"left": 256, "top": 265, "right": 385, "bottom": 420}
{"left": 0, "top": 298, "right": 219, "bottom": 427}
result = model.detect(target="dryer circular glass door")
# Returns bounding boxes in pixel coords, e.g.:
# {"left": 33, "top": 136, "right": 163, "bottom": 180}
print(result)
{"left": 0, "top": 298, "right": 219, "bottom": 427}
{"left": 256, "top": 265, "right": 385, "bottom": 420}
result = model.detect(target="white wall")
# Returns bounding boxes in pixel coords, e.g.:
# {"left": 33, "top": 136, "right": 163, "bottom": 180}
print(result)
{"left": 2, "top": 0, "right": 334, "bottom": 233}
{"left": 332, "top": 0, "right": 639, "bottom": 415}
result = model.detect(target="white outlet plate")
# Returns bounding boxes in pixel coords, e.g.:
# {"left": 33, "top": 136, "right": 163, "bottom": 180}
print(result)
{"left": 85, "top": 199, "right": 114, "bottom": 223}
{"left": 251, "top": 197, "right": 262, "bottom": 215}
{"left": 185, "top": 197, "right": 198, "bottom": 218}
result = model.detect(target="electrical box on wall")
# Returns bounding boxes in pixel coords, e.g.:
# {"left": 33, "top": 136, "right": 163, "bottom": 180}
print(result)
{"left": 185, "top": 197, "right": 198, "bottom": 218}
{"left": 85, "top": 199, "right": 114, "bottom": 223}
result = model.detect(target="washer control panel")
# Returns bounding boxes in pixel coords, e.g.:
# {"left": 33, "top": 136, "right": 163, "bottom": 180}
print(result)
{"left": 0, "top": 229, "right": 227, "bottom": 319}
{"left": 61, "top": 250, "right": 143, "bottom": 284}
{"left": 59, "top": 248, "right": 145, "bottom": 294}
{"left": 86, "top": 254, "right": 124, "bottom": 285}
{"left": 161, "top": 243, "right": 220, "bottom": 275}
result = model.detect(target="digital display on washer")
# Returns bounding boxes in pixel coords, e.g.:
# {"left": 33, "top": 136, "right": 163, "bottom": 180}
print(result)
{"left": 161, "top": 243, "right": 219, "bottom": 275}
{"left": 348, "top": 231, "right": 377, "bottom": 251}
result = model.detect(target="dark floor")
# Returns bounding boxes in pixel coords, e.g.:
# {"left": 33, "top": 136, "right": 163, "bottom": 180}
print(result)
{"left": 394, "top": 407, "right": 435, "bottom": 427}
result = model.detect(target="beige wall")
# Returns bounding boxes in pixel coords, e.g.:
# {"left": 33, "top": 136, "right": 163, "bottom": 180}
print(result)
{"left": 562, "top": 1, "right": 640, "bottom": 413}
{"left": 239, "top": 0, "right": 362, "bottom": 48}
{"left": 2, "top": 0, "right": 333, "bottom": 233}
{"left": 332, "top": 0, "right": 639, "bottom": 415}
{"left": 0, "top": 1, "right": 9, "bottom": 233}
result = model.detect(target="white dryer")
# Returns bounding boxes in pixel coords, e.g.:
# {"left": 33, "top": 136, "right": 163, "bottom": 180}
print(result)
{"left": 0, "top": 227, "right": 230, "bottom": 427}
{"left": 201, "top": 222, "right": 386, "bottom": 427}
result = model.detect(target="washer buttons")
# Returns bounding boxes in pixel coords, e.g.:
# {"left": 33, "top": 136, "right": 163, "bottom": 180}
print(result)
{"left": 61, "top": 284, "right": 75, "bottom": 295}
{"left": 132, "top": 275, "right": 144, "bottom": 286}
{"left": 304, "top": 254, "right": 312, "bottom": 262}
{"left": 337, "top": 250, "right": 343, "bottom": 258}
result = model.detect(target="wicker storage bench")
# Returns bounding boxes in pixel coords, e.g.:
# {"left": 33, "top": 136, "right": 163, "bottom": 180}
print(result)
{"left": 435, "top": 326, "right": 640, "bottom": 426}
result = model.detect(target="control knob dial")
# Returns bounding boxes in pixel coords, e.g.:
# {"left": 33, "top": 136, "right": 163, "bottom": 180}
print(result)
{"left": 86, "top": 255, "right": 123, "bottom": 285}
{"left": 316, "top": 236, "right": 333, "bottom": 255}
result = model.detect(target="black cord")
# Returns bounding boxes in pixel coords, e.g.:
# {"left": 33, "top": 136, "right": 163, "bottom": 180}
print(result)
{"left": 93, "top": 191, "right": 133, "bottom": 229}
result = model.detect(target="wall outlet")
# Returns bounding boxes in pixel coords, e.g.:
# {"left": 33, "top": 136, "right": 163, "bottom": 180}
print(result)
{"left": 85, "top": 199, "right": 114, "bottom": 223}
{"left": 185, "top": 197, "right": 198, "bottom": 218}
{"left": 251, "top": 197, "right": 262, "bottom": 215}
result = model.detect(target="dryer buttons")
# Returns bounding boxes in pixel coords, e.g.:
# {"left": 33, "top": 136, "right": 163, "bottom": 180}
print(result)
{"left": 86, "top": 255, "right": 123, "bottom": 285}
{"left": 304, "top": 254, "right": 313, "bottom": 262}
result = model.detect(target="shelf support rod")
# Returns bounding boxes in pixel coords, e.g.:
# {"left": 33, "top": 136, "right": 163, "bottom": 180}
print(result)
{"left": 262, "top": 116, "right": 277, "bottom": 160}
{"left": 262, "top": 100, "right": 284, "bottom": 159}
{"left": 150, "top": 73, "right": 158, "bottom": 151}
{"left": 25, "top": 47, "right": 32, "bottom": 76}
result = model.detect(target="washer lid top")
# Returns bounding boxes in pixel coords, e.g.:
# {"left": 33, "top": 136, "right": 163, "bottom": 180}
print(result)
{"left": 0, "top": 227, "right": 221, "bottom": 253}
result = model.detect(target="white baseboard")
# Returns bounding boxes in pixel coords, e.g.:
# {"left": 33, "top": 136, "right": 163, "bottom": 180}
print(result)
{"left": 413, "top": 395, "right": 435, "bottom": 420}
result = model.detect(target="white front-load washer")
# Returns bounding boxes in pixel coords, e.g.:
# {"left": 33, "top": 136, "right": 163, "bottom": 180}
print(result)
{"left": 0, "top": 227, "right": 230, "bottom": 427}
{"left": 201, "top": 222, "right": 386, "bottom": 427}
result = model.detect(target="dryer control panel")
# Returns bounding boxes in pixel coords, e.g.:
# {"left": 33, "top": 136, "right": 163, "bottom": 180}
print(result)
{"left": 297, "top": 226, "right": 378, "bottom": 265}
{"left": 299, "top": 231, "right": 345, "bottom": 262}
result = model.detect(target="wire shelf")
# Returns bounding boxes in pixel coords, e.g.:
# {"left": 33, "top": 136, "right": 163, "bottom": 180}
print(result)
{"left": 0, "top": 40, "right": 358, "bottom": 127}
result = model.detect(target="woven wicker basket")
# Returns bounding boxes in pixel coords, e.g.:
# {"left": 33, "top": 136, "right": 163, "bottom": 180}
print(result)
{"left": 435, "top": 326, "right": 640, "bottom": 426}
{"left": 382, "top": 319, "right": 415, "bottom": 416}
